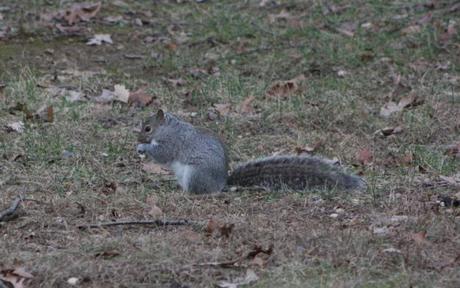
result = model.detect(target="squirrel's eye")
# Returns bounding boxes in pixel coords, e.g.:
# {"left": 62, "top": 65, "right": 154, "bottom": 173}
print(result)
{"left": 144, "top": 126, "right": 152, "bottom": 133}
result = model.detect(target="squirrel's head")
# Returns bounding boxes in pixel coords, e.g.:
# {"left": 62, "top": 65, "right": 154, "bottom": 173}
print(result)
{"left": 137, "top": 109, "right": 165, "bottom": 143}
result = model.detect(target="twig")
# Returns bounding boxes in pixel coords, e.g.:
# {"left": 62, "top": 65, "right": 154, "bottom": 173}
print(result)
{"left": 193, "top": 259, "right": 244, "bottom": 269}
{"left": 0, "top": 196, "right": 22, "bottom": 222}
{"left": 77, "top": 219, "right": 204, "bottom": 230}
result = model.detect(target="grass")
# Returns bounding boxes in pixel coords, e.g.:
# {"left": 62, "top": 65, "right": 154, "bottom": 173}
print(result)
{"left": 0, "top": 0, "right": 459, "bottom": 287}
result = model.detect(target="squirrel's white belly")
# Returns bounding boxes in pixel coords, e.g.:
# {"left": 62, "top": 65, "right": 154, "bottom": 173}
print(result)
{"left": 171, "top": 161, "right": 192, "bottom": 191}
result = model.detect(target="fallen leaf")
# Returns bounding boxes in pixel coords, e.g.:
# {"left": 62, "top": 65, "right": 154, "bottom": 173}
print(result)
{"left": 239, "top": 95, "right": 255, "bottom": 114}
{"left": 398, "top": 93, "right": 418, "bottom": 108}
{"left": 379, "top": 102, "right": 401, "bottom": 117}
{"left": 416, "top": 12, "right": 432, "bottom": 25}
{"left": 268, "top": 10, "right": 291, "bottom": 23}
{"left": 294, "top": 145, "right": 315, "bottom": 154}
{"left": 383, "top": 247, "right": 402, "bottom": 254}
{"left": 63, "top": 90, "right": 85, "bottom": 102}
{"left": 87, "top": 34, "right": 113, "bottom": 46}
{"left": 0, "top": 267, "right": 34, "bottom": 288}
{"left": 142, "top": 162, "right": 170, "bottom": 175}
{"left": 100, "top": 181, "right": 117, "bottom": 195}
{"left": 214, "top": 103, "right": 232, "bottom": 116}
{"left": 205, "top": 218, "right": 220, "bottom": 235}
{"left": 219, "top": 223, "right": 234, "bottom": 238}
{"left": 55, "top": 24, "right": 83, "bottom": 35}
{"left": 34, "top": 105, "right": 54, "bottom": 123}
{"left": 259, "top": 0, "right": 271, "bottom": 7}
{"left": 250, "top": 256, "right": 266, "bottom": 268}
{"left": 166, "top": 78, "right": 186, "bottom": 87}
{"left": 128, "top": 88, "right": 155, "bottom": 107}
{"left": 439, "top": 174, "right": 460, "bottom": 187}
{"left": 145, "top": 195, "right": 163, "bottom": 217}
{"left": 444, "top": 142, "right": 460, "bottom": 158}
{"left": 401, "top": 25, "right": 421, "bottom": 35}
{"left": 380, "top": 93, "right": 422, "bottom": 118}
{"left": 373, "top": 227, "right": 390, "bottom": 236}
{"left": 399, "top": 152, "right": 414, "bottom": 165}
{"left": 59, "top": 2, "right": 101, "bottom": 25}
{"left": 356, "top": 148, "right": 373, "bottom": 165}
{"left": 266, "top": 74, "right": 306, "bottom": 99}
{"left": 411, "top": 231, "right": 429, "bottom": 245}
{"left": 375, "top": 126, "right": 404, "bottom": 137}
{"left": 94, "top": 85, "right": 129, "bottom": 104}
{"left": 67, "top": 277, "right": 79, "bottom": 285}
{"left": 113, "top": 84, "right": 129, "bottom": 103}
{"left": 5, "top": 121, "right": 25, "bottom": 133}
{"left": 337, "top": 22, "right": 357, "bottom": 37}
{"left": 217, "top": 269, "right": 259, "bottom": 288}
{"left": 104, "top": 15, "right": 124, "bottom": 24}
{"left": 94, "top": 89, "right": 114, "bottom": 103}
{"left": 440, "top": 20, "right": 457, "bottom": 45}
{"left": 246, "top": 244, "right": 274, "bottom": 259}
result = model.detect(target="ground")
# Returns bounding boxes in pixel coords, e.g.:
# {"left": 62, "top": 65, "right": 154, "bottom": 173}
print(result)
{"left": 0, "top": 0, "right": 459, "bottom": 287}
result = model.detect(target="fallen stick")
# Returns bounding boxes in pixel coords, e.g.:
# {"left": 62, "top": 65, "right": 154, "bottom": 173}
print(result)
{"left": 78, "top": 219, "right": 204, "bottom": 230}
{"left": 0, "top": 196, "right": 22, "bottom": 222}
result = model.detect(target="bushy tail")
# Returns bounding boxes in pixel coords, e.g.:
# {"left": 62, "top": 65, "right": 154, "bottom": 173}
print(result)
{"left": 227, "top": 156, "right": 366, "bottom": 191}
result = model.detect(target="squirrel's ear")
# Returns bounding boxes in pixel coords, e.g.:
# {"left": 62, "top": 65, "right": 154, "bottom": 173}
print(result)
{"left": 156, "top": 109, "right": 165, "bottom": 121}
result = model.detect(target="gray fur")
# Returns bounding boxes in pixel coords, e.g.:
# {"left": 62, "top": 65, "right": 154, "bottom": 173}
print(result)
{"left": 138, "top": 112, "right": 228, "bottom": 194}
{"left": 227, "top": 155, "right": 366, "bottom": 191}
{"left": 137, "top": 112, "right": 366, "bottom": 193}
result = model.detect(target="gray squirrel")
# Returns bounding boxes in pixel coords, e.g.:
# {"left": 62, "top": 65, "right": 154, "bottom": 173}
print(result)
{"left": 136, "top": 110, "right": 366, "bottom": 194}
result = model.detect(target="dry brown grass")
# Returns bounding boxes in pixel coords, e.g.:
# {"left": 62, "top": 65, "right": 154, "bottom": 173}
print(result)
{"left": 0, "top": 0, "right": 459, "bottom": 287}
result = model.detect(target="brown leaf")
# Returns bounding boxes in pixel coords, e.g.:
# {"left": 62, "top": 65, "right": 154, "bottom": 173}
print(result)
{"left": 205, "top": 218, "right": 220, "bottom": 235}
{"left": 411, "top": 231, "right": 429, "bottom": 245}
{"left": 128, "top": 88, "right": 155, "bottom": 107}
{"left": 398, "top": 93, "right": 417, "bottom": 108}
{"left": 439, "top": 174, "right": 460, "bottom": 187}
{"left": 142, "top": 162, "right": 170, "bottom": 175}
{"left": 266, "top": 74, "right": 306, "bottom": 99}
{"left": 217, "top": 269, "right": 259, "bottom": 288}
{"left": 445, "top": 142, "right": 460, "bottom": 158}
{"left": 219, "top": 223, "right": 235, "bottom": 238}
{"left": 399, "top": 152, "right": 414, "bottom": 165}
{"left": 337, "top": 22, "right": 357, "bottom": 37}
{"left": 294, "top": 145, "right": 316, "bottom": 155}
{"left": 380, "top": 93, "right": 423, "bottom": 118}
{"left": 205, "top": 219, "right": 234, "bottom": 238}
{"left": 268, "top": 10, "right": 291, "bottom": 23}
{"left": 0, "top": 267, "right": 33, "bottom": 288}
{"left": 416, "top": 12, "right": 432, "bottom": 25}
{"left": 377, "top": 126, "right": 404, "bottom": 137}
{"left": 100, "top": 181, "right": 117, "bottom": 195}
{"left": 145, "top": 195, "right": 163, "bottom": 217}
{"left": 55, "top": 24, "right": 83, "bottom": 35}
{"left": 440, "top": 20, "right": 457, "bottom": 45}
{"left": 166, "top": 78, "right": 186, "bottom": 87}
{"left": 214, "top": 103, "right": 232, "bottom": 116}
{"left": 401, "top": 25, "right": 421, "bottom": 35}
{"left": 59, "top": 2, "right": 102, "bottom": 25}
{"left": 356, "top": 148, "right": 373, "bottom": 165}
{"left": 380, "top": 101, "right": 401, "bottom": 118}
{"left": 94, "top": 89, "right": 114, "bottom": 103}
{"left": 33, "top": 105, "right": 54, "bottom": 123}
{"left": 246, "top": 244, "right": 274, "bottom": 259}
{"left": 239, "top": 95, "right": 255, "bottom": 114}
{"left": 250, "top": 256, "right": 266, "bottom": 268}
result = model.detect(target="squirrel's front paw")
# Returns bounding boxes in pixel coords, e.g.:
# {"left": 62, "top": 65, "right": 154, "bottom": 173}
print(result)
{"left": 137, "top": 144, "right": 148, "bottom": 154}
